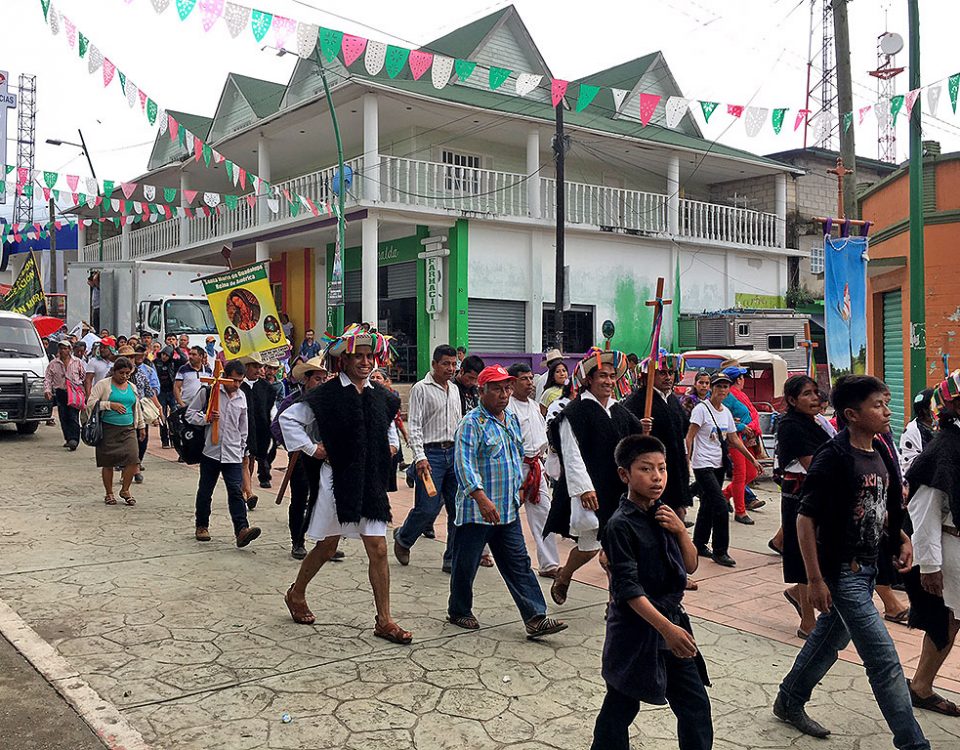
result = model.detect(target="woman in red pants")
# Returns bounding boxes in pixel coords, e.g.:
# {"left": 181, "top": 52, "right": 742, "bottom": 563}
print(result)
{"left": 719, "top": 365, "right": 765, "bottom": 524}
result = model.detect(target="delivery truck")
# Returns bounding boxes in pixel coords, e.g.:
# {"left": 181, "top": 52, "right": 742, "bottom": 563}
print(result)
{"left": 66, "top": 260, "right": 228, "bottom": 347}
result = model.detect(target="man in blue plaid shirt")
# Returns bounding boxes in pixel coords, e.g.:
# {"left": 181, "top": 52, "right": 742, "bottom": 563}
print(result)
{"left": 448, "top": 365, "right": 568, "bottom": 640}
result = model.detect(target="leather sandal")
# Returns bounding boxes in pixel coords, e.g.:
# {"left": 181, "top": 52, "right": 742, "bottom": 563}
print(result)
{"left": 550, "top": 578, "right": 570, "bottom": 606}
{"left": 284, "top": 586, "right": 316, "bottom": 625}
{"left": 447, "top": 614, "right": 480, "bottom": 630}
{"left": 374, "top": 617, "right": 412, "bottom": 644}
{"left": 104, "top": 494, "right": 117, "bottom": 505}
{"left": 120, "top": 493, "right": 136, "bottom": 506}
{"left": 525, "top": 615, "right": 568, "bottom": 640}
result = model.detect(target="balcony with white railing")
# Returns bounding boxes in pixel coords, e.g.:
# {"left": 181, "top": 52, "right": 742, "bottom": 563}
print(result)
{"left": 80, "top": 155, "right": 784, "bottom": 261}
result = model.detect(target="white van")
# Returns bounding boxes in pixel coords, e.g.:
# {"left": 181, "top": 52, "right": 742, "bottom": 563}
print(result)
{"left": 0, "top": 311, "right": 53, "bottom": 434}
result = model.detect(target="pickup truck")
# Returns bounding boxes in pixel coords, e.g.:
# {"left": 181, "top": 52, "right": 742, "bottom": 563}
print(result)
{"left": 0, "top": 311, "right": 53, "bottom": 434}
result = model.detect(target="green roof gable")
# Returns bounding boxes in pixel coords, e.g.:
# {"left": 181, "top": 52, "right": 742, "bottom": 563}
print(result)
{"left": 573, "top": 53, "right": 660, "bottom": 90}
{"left": 425, "top": 7, "right": 511, "bottom": 58}
{"left": 168, "top": 110, "right": 213, "bottom": 139}
{"left": 230, "top": 73, "right": 286, "bottom": 119}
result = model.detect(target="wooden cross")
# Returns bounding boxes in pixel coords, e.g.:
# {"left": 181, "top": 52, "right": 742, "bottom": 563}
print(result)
{"left": 199, "top": 359, "right": 234, "bottom": 445}
{"left": 798, "top": 322, "right": 819, "bottom": 379}
{"left": 643, "top": 277, "right": 673, "bottom": 420}
{"left": 827, "top": 157, "right": 854, "bottom": 220}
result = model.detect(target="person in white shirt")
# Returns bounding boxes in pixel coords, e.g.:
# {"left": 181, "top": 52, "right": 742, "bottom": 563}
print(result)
{"left": 84, "top": 343, "right": 115, "bottom": 395}
{"left": 393, "top": 345, "right": 463, "bottom": 573}
{"left": 185, "top": 360, "right": 261, "bottom": 548}
{"left": 685, "top": 372, "right": 762, "bottom": 568}
{"left": 534, "top": 348, "right": 564, "bottom": 402}
{"left": 903, "top": 373, "right": 960, "bottom": 716}
{"left": 900, "top": 389, "right": 935, "bottom": 476}
{"left": 175, "top": 346, "right": 214, "bottom": 407}
{"left": 507, "top": 363, "right": 561, "bottom": 577}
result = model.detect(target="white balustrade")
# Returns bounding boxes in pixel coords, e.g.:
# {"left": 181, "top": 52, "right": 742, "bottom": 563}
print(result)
{"left": 129, "top": 218, "right": 181, "bottom": 259}
{"left": 540, "top": 179, "right": 668, "bottom": 234}
{"left": 680, "top": 198, "right": 778, "bottom": 248}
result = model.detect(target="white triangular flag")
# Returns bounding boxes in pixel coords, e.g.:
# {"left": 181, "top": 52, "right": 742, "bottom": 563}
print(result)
{"left": 611, "top": 88, "right": 629, "bottom": 113}
{"left": 928, "top": 85, "right": 942, "bottom": 116}
{"left": 664, "top": 97, "right": 690, "bottom": 129}
{"left": 48, "top": 4, "right": 60, "bottom": 35}
{"left": 87, "top": 45, "right": 103, "bottom": 75}
{"left": 266, "top": 198, "right": 280, "bottom": 214}
{"left": 515, "top": 73, "right": 543, "bottom": 98}
{"left": 157, "top": 108, "right": 167, "bottom": 135}
{"left": 431, "top": 55, "right": 454, "bottom": 89}
{"left": 204, "top": 192, "right": 221, "bottom": 207}
{"left": 111, "top": 199, "right": 121, "bottom": 212}
{"left": 296, "top": 22, "right": 318, "bottom": 59}
{"left": 744, "top": 106, "right": 769, "bottom": 138}
{"left": 143, "top": 185, "right": 156, "bottom": 201}
{"left": 151, "top": 0, "right": 171, "bottom": 12}
{"left": 223, "top": 3, "right": 249, "bottom": 39}
{"left": 365, "top": 40, "right": 386, "bottom": 76}
{"left": 125, "top": 78, "right": 138, "bottom": 108}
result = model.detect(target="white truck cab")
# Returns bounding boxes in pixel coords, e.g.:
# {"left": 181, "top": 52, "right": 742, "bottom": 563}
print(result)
{"left": 0, "top": 311, "right": 54, "bottom": 434}
{"left": 138, "top": 295, "right": 217, "bottom": 350}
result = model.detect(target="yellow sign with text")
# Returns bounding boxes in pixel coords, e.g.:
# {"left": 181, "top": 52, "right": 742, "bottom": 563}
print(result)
{"left": 201, "top": 261, "right": 289, "bottom": 360}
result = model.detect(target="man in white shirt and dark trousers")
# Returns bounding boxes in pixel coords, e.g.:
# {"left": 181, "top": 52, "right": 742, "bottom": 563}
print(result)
{"left": 507, "top": 362, "right": 560, "bottom": 577}
{"left": 186, "top": 360, "right": 261, "bottom": 548}
{"left": 394, "top": 345, "right": 463, "bottom": 573}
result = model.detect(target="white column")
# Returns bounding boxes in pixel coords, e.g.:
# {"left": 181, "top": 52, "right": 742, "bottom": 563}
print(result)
{"left": 527, "top": 233, "right": 544, "bottom": 350}
{"left": 257, "top": 135, "right": 271, "bottom": 262}
{"left": 363, "top": 93, "right": 380, "bottom": 203}
{"left": 775, "top": 173, "right": 787, "bottom": 248}
{"left": 526, "top": 128, "right": 541, "bottom": 219}
{"left": 77, "top": 223, "right": 87, "bottom": 261}
{"left": 55, "top": 248, "right": 65, "bottom": 293}
{"left": 361, "top": 214, "right": 378, "bottom": 325}
{"left": 179, "top": 171, "right": 191, "bottom": 248}
{"left": 667, "top": 154, "right": 680, "bottom": 236}
{"left": 121, "top": 221, "right": 131, "bottom": 260}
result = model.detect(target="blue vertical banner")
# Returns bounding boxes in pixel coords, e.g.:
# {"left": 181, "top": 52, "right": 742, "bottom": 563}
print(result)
{"left": 823, "top": 235, "right": 869, "bottom": 386}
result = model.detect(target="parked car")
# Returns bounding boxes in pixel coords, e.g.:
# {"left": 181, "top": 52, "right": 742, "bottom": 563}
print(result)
{"left": 0, "top": 311, "right": 53, "bottom": 434}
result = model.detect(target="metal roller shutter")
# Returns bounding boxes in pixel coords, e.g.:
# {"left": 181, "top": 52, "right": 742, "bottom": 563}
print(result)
{"left": 387, "top": 262, "right": 417, "bottom": 299}
{"left": 344, "top": 270, "right": 361, "bottom": 303}
{"left": 469, "top": 298, "right": 526, "bottom": 351}
{"left": 882, "top": 290, "right": 905, "bottom": 437}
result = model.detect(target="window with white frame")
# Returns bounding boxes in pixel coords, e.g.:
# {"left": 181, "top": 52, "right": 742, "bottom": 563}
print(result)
{"left": 810, "top": 244, "right": 824, "bottom": 274}
{"left": 442, "top": 149, "right": 481, "bottom": 194}
{"left": 737, "top": 323, "right": 750, "bottom": 337}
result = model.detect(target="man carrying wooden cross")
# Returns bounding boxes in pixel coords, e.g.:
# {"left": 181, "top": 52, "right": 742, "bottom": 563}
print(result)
{"left": 185, "top": 359, "right": 262, "bottom": 548}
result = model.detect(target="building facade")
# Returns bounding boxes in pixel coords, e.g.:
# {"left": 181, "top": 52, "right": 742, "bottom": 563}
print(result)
{"left": 72, "top": 6, "right": 803, "bottom": 378}
{"left": 860, "top": 142, "right": 958, "bottom": 431}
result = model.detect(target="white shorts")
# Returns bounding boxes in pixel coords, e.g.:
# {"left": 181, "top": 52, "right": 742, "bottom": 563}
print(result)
{"left": 303, "top": 464, "right": 388, "bottom": 541}
{"left": 576, "top": 527, "right": 602, "bottom": 552}
{"left": 569, "top": 502, "right": 602, "bottom": 552}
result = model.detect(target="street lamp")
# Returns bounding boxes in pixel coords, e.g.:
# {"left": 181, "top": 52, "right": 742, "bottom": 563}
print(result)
{"left": 45, "top": 129, "right": 103, "bottom": 262}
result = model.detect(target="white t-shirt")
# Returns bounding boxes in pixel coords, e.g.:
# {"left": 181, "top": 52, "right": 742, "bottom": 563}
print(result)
{"left": 690, "top": 400, "right": 736, "bottom": 470}
{"left": 86, "top": 357, "right": 112, "bottom": 384}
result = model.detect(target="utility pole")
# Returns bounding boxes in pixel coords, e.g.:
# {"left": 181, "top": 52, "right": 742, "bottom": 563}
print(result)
{"left": 48, "top": 197, "right": 56, "bottom": 297}
{"left": 908, "top": 0, "right": 926, "bottom": 392}
{"left": 552, "top": 101, "right": 567, "bottom": 353}
{"left": 833, "top": 0, "right": 858, "bottom": 219}
{"left": 76, "top": 129, "right": 103, "bottom": 262}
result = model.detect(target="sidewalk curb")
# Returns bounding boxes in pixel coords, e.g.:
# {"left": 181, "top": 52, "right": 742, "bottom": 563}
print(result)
{"left": 0, "top": 599, "right": 152, "bottom": 750}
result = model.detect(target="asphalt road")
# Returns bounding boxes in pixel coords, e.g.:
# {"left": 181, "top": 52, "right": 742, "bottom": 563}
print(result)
{"left": 0, "top": 634, "right": 105, "bottom": 750}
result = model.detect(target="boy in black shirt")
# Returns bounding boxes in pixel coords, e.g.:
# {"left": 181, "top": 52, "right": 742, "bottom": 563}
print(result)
{"left": 591, "top": 435, "right": 711, "bottom": 750}
{"left": 775, "top": 375, "right": 929, "bottom": 750}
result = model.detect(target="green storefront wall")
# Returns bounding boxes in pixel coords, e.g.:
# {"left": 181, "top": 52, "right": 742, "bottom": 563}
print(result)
{"left": 324, "top": 219, "right": 469, "bottom": 378}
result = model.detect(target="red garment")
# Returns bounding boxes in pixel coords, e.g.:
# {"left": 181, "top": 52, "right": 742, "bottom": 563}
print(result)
{"left": 725, "top": 448, "right": 759, "bottom": 516}
{"left": 521, "top": 455, "right": 543, "bottom": 505}
{"left": 730, "top": 386, "right": 761, "bottom": 434}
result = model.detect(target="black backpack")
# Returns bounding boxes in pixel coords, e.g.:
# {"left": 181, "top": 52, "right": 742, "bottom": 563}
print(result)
{"left": 173, "top": 387, "right": 211, "bottom": 465}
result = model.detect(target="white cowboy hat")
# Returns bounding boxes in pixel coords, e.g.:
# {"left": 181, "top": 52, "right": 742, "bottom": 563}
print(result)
{"left": 292, "top": 355, "right": 328, "bottom": 381}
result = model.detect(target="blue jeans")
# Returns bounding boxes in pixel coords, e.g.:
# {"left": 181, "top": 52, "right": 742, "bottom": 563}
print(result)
{"left": 448, "top": 519, "right": 546, "bottom": 623}
{"left": 778, "top": 563, "right": 929, "bottom": 750}
{"left": 195, "top": 457, "right": 249, "bottom": 536}
{"left": 395, "top": 446, "right": 458, "bottom": 564}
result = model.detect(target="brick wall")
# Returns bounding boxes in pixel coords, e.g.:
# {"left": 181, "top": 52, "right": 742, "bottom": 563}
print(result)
{"left": 708, "top": 174, "right": 778, "bottom": 214}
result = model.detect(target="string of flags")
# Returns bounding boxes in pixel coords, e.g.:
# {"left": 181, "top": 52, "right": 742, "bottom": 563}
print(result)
{"left": 84, "top": 0, "right": 960, "bottom": 139}
{"left": 38, "top": 0, "right": 329, "bottom": 218}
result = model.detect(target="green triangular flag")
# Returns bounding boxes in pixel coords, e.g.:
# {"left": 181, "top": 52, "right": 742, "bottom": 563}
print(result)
{"left": 289, "top": 200, "right": 301, "bottom": 218}
{"left": 949, "top": 73, "right": 960, "bottom": 114}
{"left": 225, "top": 194, "right": 239, "bottom": 210}
{"left": 163, "top": 187, "right": 177, "bottom": 203}
{"left": 384, "top": 45, "right": 410, "bottom": 79}
{"left": 118, "top": 71, "right": 126, "bottom": 92}
{"left": 111, "top": 217, "right": 120, "bottom": 228}
{"left": 319, "top": 28, "right": 342, "bottom": 63}
{"left": 575, "top": 84, "right": 600, "bottom": 112}
{"left": 146, "top": 99, "right": 158, "bottom": 126}
{"left": 176, "top": 0, "right": 197, "bottom": 21}
{"left": 842, "top": 112, "right": 853, "bottom": 132}
{"left": 771, "top": 108, "right": 787, "bottom": 134}
{"left": 52, "top": 189, "right": 60, "bottom": 200}
{"left": 4, "top": 165, "right": 13, "bottom": 175}
{"left": 178, "top": 126, "right": 187, "bottom": 149}
{"left": 78, "top": 193, "right": 86, "bottom": 204}
{"left": 124, "top": 200, "right": 133, "bottom": 213}
{"left": 202, "top": 143, "right": 212, "bottom": 167}
{"left": 699, "top": 101, "right": 719, "bottom": 123}
{"left": 488, "top": 67, "right": 511, "bottom": 90}
{"left": 78, "top": 32, "right": 88, "bottom": 58}
{"left": 102, "top": 180, "right": 114, "bottom": 197}
{"left": 43, "top": 171, "right": 58, "bottom": 188}
{"left": 41, "top": 0, "right": 51, "bottom": 20}
{"left": 251, "top": 10, "right": 273, "bottom": 43}
{"left": 454, "top": 59, "right": 476, "bottom": 82}
{"left": 21, "top": 184, "right": 32, "bottom": 198}
{"left": 890, "top": 94, "right": 905, "bottom": 124}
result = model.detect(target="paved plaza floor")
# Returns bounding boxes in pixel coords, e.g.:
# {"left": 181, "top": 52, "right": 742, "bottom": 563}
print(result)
{"left": 1, "top": 424, "right": 959, "bottom": 749}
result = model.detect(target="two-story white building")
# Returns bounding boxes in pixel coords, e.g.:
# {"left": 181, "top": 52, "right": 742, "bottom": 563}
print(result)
{"left": 72, "top": 5, "right": 803, "bottom": 378}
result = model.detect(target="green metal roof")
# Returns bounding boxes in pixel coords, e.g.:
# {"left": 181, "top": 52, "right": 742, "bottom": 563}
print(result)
{"left": 230, "top": 73, "right": 286, "bottom": 119}
{"left": 167, "top": 110, "right": 213, "bottom": 139}
{"left": 572, "top": 53, "right": 660, "bottom": 90}
{"left": 424, "top": 7, "right": 511, "bottom": 58}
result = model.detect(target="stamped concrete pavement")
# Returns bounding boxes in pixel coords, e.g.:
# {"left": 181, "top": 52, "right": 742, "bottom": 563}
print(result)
{"left": 0, "top": 424, "right": 958, "bottom": 749}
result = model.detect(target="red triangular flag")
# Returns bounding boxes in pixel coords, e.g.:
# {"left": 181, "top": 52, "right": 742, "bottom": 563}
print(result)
{"left": 245, "top": 195, "right": 257, "bottom": 208}
{"left": 639, "top": 93, "right": 661, "bottom": 126}
{"left": 121, "top": 182, "right": 137, "bottom": 199}
{"left": 183, "top": 189, "right": 198, "bottom": 204}
{"left": 551, "top": 79, "right": 569, "bottom": 107}
{"left": 727, "top": 104, "right": 744, "bottom": 118}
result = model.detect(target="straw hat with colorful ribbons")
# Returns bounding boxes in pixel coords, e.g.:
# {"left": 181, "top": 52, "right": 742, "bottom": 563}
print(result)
{"left": 574, "top": 346, "right": 629, "bottom": 383}
{"left": 639, "top": 347, "right": 685, "bottom": 376}
{"left": 322, "top": 323, "right": 395, "bottom": 371}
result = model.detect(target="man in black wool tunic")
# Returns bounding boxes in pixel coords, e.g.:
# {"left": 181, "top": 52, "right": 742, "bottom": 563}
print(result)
{"left": 283, "top": 324, "right": 410, "bottom": 645}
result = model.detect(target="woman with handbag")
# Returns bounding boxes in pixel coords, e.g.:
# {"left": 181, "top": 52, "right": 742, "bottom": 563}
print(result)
{"left": 84, "top": 356, "right": 146, "bottom": 506}
{"left": 43, "top": 340, "right": 87, "bottom": 450}
{"left": 685, "top": 371, "right": 763, "bottom": 568}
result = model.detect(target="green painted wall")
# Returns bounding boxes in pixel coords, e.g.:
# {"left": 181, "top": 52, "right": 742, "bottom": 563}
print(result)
{"left": 448, "top": 219, "right": 469, "bottom": 350}
{"left": 735, "top": 292, "right": 786, "bottom": 309}
{"left": 324, "top": 245, "right": 344, "bottom": 335}
{"left": 612, "top": 276, "right": 654, "bottom": 355}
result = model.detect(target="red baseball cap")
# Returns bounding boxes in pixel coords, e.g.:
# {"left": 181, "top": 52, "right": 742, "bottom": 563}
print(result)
{"left": 477, "top": 365, "right": 514, "bottom": 386}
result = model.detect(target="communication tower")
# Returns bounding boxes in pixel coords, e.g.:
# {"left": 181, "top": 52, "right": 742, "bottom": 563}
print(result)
{"left": 13, "top": 73, "right": 37, "bottom": 225}
{"left": 805, "top": 1, "right": 838, "bottom": 150}
{"left": 869, "top": 32, "right": 904, "bottom": 164}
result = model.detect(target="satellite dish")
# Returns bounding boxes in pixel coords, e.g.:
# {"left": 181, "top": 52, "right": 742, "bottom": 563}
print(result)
{"left": 880, "top": 32, "right": 904, "bottom": 56}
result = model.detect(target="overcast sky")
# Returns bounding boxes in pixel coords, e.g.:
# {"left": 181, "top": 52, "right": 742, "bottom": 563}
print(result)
{"left": 4, "top": 0, "right": 960, "bottom": 222}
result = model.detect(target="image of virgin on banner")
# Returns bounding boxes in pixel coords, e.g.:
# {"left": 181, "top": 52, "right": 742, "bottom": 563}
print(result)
{"left": 823, "top": 235, "right": 868, "bottom": 386}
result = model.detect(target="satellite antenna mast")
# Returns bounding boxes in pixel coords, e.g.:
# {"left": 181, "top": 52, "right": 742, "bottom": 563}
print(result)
{"left": 13, "top": 74, "right": 37, "bottom": 225}
{"left": 869, "top": 31, "right": 904, "bottom": 163}
{"left": 805, "top": 1, "right": 839, "bottom": 150}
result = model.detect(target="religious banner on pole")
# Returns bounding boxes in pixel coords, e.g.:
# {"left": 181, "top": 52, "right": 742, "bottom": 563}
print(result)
{"left": 0, "top": 251, "right": 46, "bottom": 316}
{"left": 823, "top": 235, "right": 868, "bottom": 385}
{"left": 200, "top": 261, "right": 288, "bottom": 361}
